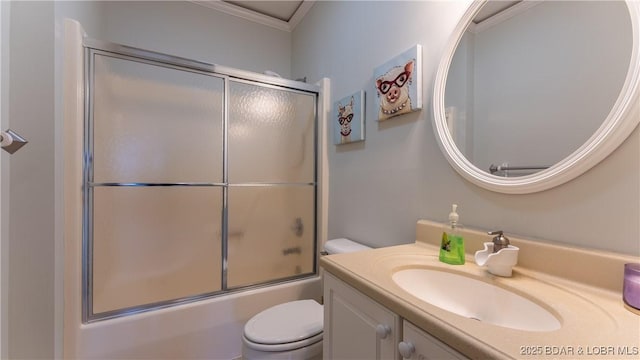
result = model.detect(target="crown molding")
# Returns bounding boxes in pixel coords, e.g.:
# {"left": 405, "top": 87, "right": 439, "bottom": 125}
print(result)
{"left": 191, "top": 0, "right": 315, "bottom": 32}
{"left": 288, "top": 0, "right": 315, "bottom": 30}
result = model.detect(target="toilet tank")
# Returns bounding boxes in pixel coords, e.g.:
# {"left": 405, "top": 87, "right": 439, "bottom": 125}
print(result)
{"left": 323, "top": 238, "right": 372, "bottom": 255}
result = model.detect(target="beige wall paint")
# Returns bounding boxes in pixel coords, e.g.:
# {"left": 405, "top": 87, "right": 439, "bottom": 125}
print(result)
{"left": 292, "top": 0, "right": 640, "bottom": 255}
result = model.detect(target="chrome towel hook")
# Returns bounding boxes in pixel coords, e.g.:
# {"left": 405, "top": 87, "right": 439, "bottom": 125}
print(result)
{"left": 0, "top": 129, "right": 28, "bottom": 154}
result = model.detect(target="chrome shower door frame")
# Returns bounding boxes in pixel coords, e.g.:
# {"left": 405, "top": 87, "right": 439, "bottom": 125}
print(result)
{"left": 83, "top": 39, "right": 319, "bottom": 323}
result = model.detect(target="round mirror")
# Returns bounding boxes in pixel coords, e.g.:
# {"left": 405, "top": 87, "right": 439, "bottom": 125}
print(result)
{"left": 433, "top": 0, "right": 640, "bottom": 194}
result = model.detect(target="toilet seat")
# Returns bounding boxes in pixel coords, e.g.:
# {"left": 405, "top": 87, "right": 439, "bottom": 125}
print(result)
{"left": 243, "top": 332, "right": 323, "bottom": 352}
{"left": 243, "top": 299, "right": 323, "bottom": 352}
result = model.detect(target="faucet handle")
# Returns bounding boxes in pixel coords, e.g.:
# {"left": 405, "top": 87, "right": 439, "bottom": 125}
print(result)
{"left": 488, "top": 230, "right": 510, "bottom": 252}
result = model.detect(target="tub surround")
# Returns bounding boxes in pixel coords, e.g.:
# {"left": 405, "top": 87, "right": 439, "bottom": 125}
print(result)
{"left": 320, "top": 220, "right": 640, "bottom": 359}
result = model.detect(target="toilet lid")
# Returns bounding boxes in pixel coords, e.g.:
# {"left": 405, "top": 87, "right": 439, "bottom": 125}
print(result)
{"left": 244, "top": 300, "right": 323, "bottom": 345}
{"left": 324, "top": 238, "right": 371, "bottom": 254}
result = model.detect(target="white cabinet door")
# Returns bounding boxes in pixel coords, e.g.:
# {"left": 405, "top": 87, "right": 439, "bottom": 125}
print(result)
{"left": 323, "top": 272, "right": 400, "bottom": 360}
{"left": 398, "top": 321, "right": 467, "bottom": 360}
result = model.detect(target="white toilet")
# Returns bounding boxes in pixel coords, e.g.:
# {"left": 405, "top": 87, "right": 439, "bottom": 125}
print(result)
{"left": 241, "top": 238, "right": 371, "bottom": 360}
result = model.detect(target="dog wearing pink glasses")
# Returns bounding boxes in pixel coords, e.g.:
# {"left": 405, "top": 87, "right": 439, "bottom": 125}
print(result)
{"left": 337, "top": 96, "right": 355, "bottom": 144}
{"left": 375, "top": 60, "right": 414, "bottom": 121}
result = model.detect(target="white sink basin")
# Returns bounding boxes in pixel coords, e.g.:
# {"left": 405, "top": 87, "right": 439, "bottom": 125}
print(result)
{"left": 392, "top": 268, "right": 561, "bottom": 332}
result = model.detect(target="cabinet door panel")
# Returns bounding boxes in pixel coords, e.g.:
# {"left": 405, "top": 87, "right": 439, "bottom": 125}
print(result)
{"left": 323, "top": 273, "right": 400, "bottom": 360}
{"left": 401, "top": 321, "right": 467, "bottom": 360}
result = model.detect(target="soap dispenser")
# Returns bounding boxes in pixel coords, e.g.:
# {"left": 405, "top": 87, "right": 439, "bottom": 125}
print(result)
{"left": 439, "top": 204, "right": 465, "bottom": 265}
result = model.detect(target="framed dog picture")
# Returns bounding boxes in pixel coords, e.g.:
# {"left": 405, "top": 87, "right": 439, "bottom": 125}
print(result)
{"left": 374, "top": 44, "right": 423, "bottom": 121}
{"left": 333, "top": 90, "right": 365, "bottom": 145}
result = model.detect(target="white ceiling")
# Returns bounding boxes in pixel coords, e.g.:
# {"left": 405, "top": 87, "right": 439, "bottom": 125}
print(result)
{"left": 226, "top": 1, "right": 304, "bottom": 22}
{"left": 192, "top": 0, "right": 314, "bottom": 32}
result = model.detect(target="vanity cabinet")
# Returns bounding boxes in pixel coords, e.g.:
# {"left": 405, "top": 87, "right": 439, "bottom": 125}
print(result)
{"left": 324, "top": 272, "right": 467, "bottom": 360}
{"left": 323, "top": 272, "right": 401, "bottom": 359}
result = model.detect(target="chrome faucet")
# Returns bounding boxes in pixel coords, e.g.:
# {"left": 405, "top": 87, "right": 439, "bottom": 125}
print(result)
{"left": 475, "top": 230, "right": 519, "bottom": 277}
{"left": 488, "top": 230, "right": 510, "bottom": 252}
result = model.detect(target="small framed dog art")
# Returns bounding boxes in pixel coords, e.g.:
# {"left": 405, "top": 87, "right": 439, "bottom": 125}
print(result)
{"left": 333, "top": 90, "right": 365, "bottom": 145}
{"left": 374, "top": 44, "right": 423, "bottom": 121}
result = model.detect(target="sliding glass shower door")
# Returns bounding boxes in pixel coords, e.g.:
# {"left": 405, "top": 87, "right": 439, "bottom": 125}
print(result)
{"left": 227, "top": 81, "right": 316, "bottom": 288}
{"left": 85, "top": 47, "right": 317, "bottom": 321}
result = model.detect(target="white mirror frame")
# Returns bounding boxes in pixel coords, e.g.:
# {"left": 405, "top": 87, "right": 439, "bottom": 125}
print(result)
{"left": 433, "top": 0, "right": 640, "bottom": 194}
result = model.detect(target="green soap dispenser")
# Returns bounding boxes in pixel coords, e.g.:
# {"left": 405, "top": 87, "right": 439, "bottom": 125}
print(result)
{"left": 439, "top": 204, "right": 465, "bottom": 265}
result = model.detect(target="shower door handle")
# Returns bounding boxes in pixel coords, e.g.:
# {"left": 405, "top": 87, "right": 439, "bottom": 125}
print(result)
{"left": 1, "top": 129, "right": 28, "bottom": 154}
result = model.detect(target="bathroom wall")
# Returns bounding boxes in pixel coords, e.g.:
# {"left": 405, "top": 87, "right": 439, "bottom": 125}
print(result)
{"left": 2, "top": 3, "right": 108, "bottom": 357}
{"left": 0, "top": 3, "right": 7, "bottom": 357}
{"left": 6, "top": 2, "right": 56, "bottom": 359}
{"left": 99, "top": 1, "right": 292, "bottom": 78}
{"left": 5, "top": 0, "right": 637, "bottom": 359}
{"left": 292, "top": 0, "right": 640, "bottom": 256}
{"left": 1, "top": 1, "right": 307, "bottom": 359}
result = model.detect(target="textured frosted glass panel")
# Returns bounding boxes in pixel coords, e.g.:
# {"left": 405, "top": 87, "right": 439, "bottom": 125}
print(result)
{"left": 227, "top": 186, "right": 315, "bottom": 287}
{"left": 93, "top": 54, "right": 223, "bottom": 183}
{"left": 228, "top": 82, "right": 315, "bottom": 183}
{"left": 92, "top": 187, "right": 222, "bottom": 313}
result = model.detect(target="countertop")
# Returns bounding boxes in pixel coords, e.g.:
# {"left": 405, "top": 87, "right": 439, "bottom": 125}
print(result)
{"left": 320, "top": 220, "right": 640, "bottom": 359}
